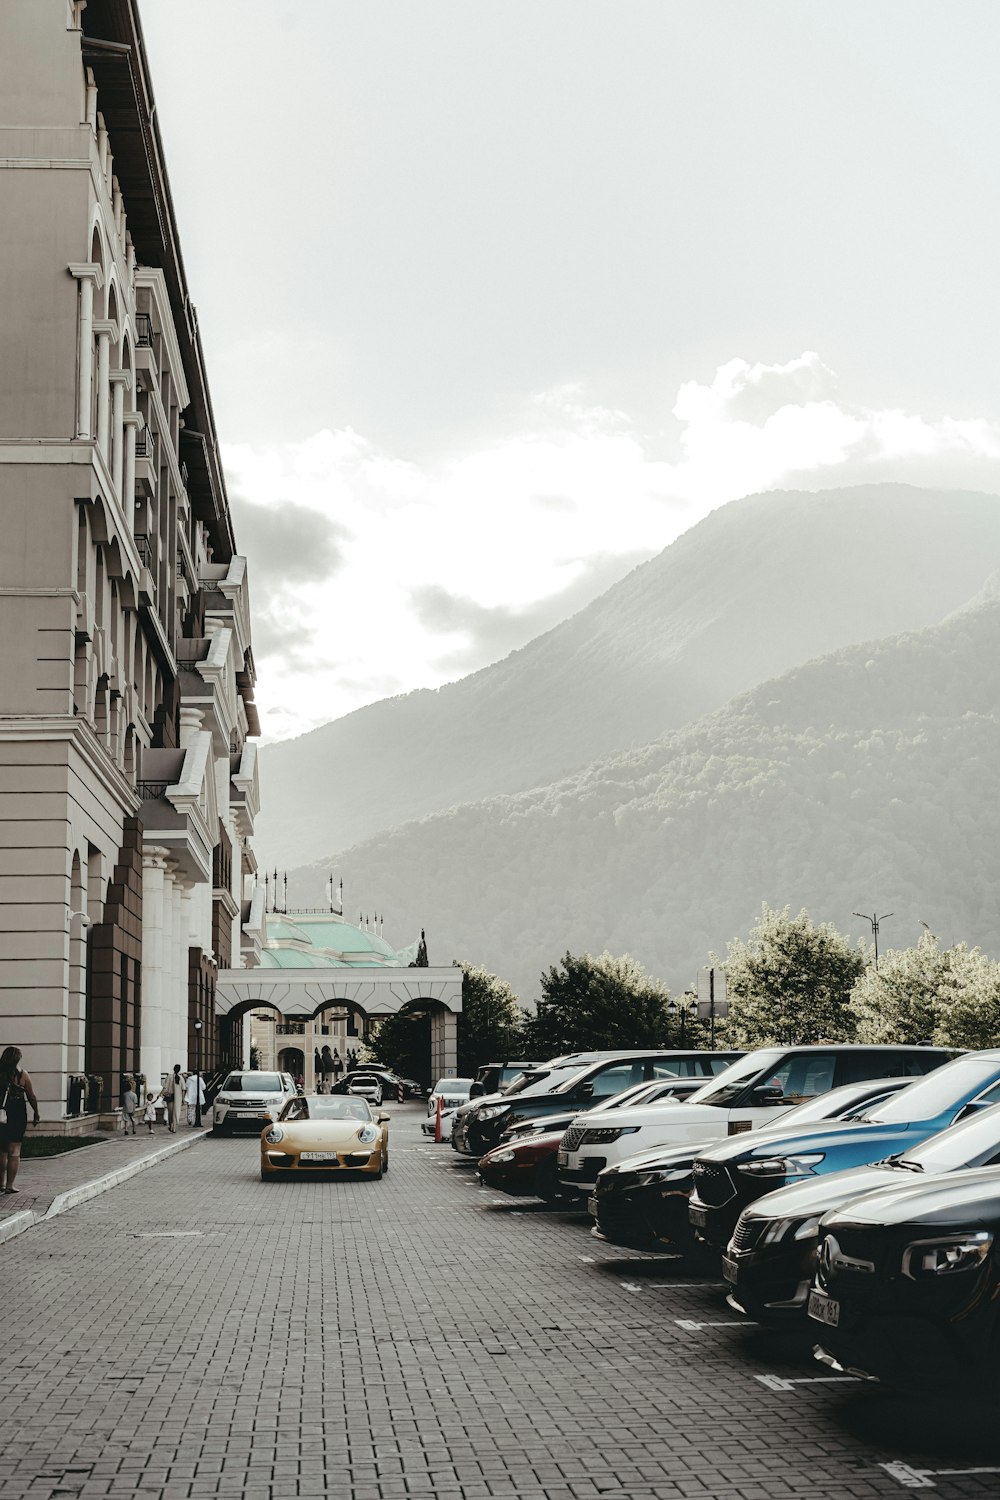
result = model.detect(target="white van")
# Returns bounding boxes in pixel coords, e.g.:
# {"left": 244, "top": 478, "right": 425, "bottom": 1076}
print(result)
{"left": 557, "top": 1044, "right": 954, "bottom": 1193}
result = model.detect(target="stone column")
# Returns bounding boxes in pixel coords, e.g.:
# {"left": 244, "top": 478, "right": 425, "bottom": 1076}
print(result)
{"left": 109, "top": 369, "right": 130, "bottom": 502}
{"left": 179, "top": 706, "right": 204, "bottom": 750}
{"left": 68, "top": 264, "right": 102, "bottom": 439}
{"left": 140, "top": 846, "right": 168, "bottom": 1087}
{"left": 93, "top": 320, "right": 117, "bottom": 461}
{"left": 122, "top": 409, "right": 143, "bottom": 526}
{"left": 430, "top": 1009, "right": 458, "bottom": 1082}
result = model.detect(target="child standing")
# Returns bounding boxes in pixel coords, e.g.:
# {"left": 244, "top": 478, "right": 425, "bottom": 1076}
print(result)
{"left": 142, "top": 1092, "right": 159, "bottom": 1134}
{"left": 122, "top": 1080, "right": 138, "bottom": 1135}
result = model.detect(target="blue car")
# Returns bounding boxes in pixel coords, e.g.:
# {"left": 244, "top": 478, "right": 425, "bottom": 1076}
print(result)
{"left": 688, "top": 1049, "right": 1000, "bottom": 1249}
{"left": 726, "top": 1099, "right": 1000, "bottom": 1324}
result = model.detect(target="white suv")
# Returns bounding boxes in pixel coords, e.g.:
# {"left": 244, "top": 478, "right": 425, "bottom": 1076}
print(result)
{"left": 212, "top": 1071, "right": 297, "bottom": 1135}
{"left": 557, "top": 1045, "right": 954, "bottom": 1192}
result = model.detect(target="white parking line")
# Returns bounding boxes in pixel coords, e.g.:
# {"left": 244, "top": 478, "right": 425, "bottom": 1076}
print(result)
{"left": 674, "top": 1317, "right": 750, "bottom": 1330}
{"left": 618, "top": 1281, "right": 726, "bottom": 1293}
{"left": 879, "top": 1462, "right": 1000, "bottom": 1490}
{"left": 754, "top": 1373, "right": 859, "bottom": 1392}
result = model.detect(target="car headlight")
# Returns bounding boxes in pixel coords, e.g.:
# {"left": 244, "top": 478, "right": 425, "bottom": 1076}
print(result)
{"left": 477, "top": 1105, "right": 508, "bottom": 1120}
{"left": 492, "top": 1149, "right": 516, "bottom": 1164}
{"left": 902, "top": 1232, "right": 993, "bottom": 1279}
{"left": 357, "top": 1124, "right": 379, "bottom": 1145}
{"left": 738, "top": 1153, "right": 825, "bottom": 1178}
{"left": 583, "top": 1126, "right": 640, "bottom": 1144}
{"left": 760, "top": 1214, "right": 821, "bottom": 1247}
{"left": 636, "top": 1167, "right": 692, "bottom": 1186}
{"left": 264, "top": 1127, "right": 284, "bottom": 1144}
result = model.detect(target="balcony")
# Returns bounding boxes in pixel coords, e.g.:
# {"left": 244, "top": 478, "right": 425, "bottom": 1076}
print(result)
{"left": 135, "top": 313, "right": 153, "bottom": 348}
{"left": 136, "top": 779, "right": 171, "bottom": 801}
{"left": 134, "top": 532, "right": 153, "bottom": 569}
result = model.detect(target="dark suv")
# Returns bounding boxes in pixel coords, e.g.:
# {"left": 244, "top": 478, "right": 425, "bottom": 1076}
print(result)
{"left": 455, "top": 1052, "right": 738, "bottom": 1158}
{"left": 470, "top": 1062, "right": 541, "bottom": 1098}
{"left": 809, "top": 1165, "right": 1000, "bottom": 1388}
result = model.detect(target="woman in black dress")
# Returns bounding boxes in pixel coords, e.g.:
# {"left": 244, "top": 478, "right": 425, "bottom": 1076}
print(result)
{"left": 0, "top": 1046, "right": 40, "bottom": 1194}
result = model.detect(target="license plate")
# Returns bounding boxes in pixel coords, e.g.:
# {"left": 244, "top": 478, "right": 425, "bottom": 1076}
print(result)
{"left": 587, "top": 1196, "right": 598, "bottom": 1217}
{"left": 557, "top": 1149, "right": 568, "bottom": 1166}
{"left": 808, "top": 1289, "right": 840, "bottom": 1326}
{"left": 688, "top": 1204, "right": 708, "bottom": 1228}
{"left": 237, "top": 1112, "right": 260, "bottom": 1118}
{"left": 301, "top": 1152, "right": 339, "bottom": 1163}
{"left": 722, "top": 1255, "right": 737, "bottom": 1284}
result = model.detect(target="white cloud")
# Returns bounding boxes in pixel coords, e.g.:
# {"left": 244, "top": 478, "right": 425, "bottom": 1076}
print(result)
{"left": 225, "top": 353, "right": 1000, "bottom": 741}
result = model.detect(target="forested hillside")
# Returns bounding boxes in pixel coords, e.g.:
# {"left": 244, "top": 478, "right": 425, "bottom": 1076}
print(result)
{"left": 258, "top": 484, "right": 1000, "bottom": 866}
{"left": 290, "top": 578, "right": 1000, "bottom": 999}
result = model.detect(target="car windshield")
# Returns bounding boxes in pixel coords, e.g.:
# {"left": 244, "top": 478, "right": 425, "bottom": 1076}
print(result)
{"left": 433, "top": 1078, "right": 472, "bottom": 1093}
{"left": 502, "top": 1069, "right": 558, "bottom": 1097}
{"left": 683, "top": 1051, "right": 787, "bottom": 1108}
{"left": 900, "top": 1099, "right": 1000, "bottom": 1172}
{"left": 863, "top": 1056, "right": 1000, "bottom": 1124}
{"left": 768, "top": 1080, "right": 898, "bottom": 1128}
{"left": 280, "top": 1097, "right": 372, "bottom": 1123}
{"left": 222, "top": 1073, "right": 283, "bottom": 1093}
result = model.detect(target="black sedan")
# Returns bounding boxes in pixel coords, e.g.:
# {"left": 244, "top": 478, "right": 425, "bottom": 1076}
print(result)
{"left": 590, "top": 1078, "right": 911, "bottom": 1257}
{"left": 724, "top": 1099, "right": 1000, "bottom": 1323}
{"left": 808, "top": 1166, "right": 1000, "bottom": 1389}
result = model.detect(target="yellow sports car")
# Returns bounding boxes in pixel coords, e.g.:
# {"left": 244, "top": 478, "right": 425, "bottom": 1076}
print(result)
{"left": 260, "top": 1094, "right": 389, "bottom": 1180}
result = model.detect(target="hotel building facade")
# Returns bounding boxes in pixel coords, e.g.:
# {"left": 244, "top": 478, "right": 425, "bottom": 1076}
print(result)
{"left": 0, "top": 0, "right": 263, "bottom": 1127}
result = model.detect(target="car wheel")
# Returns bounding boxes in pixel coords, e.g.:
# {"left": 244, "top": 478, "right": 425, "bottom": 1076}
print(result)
{"left": 211, "top": 1125, "right": 226, "bottom": 1138}
{"left": 382, "top": 1151, "right": 389, "bottom": 1174}
{"left": 534, "top": 1157, "right": 561, "bottom": 1204}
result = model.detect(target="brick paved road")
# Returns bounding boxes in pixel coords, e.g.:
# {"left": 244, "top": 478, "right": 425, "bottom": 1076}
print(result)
{"left": 4, "top": 1103, "right": 999, "bottom": 1500}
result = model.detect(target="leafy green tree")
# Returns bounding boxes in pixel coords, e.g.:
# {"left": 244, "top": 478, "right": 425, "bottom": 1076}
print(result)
{"left": 721, "top": 904, "right": 864, "bottom": 1047}
{"left": 453, "top": 962, "right": 526, "bottom": 1075}
{"left": 368, "top": 1011, "right": 430, "bottom": 1083}
{"left": 850, "top": 932, "right": 1000, "bottom": 1048}
{"left": 525, "top": 950, "right": 674, "bottom": 1056}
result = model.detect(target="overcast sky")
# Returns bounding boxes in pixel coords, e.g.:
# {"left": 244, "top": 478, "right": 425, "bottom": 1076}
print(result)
{"left": 140, "top": 0, "right": 1000, "bottom": 741}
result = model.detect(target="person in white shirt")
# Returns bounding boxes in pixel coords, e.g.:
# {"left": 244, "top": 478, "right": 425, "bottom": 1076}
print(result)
{"left": 184, "top": 1071, "right": 206, "bottom": 1127}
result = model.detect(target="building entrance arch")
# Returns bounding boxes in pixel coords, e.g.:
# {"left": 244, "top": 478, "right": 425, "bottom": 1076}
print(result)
{"left": 216, "top": 966, "right": 463, "bottom": 1092}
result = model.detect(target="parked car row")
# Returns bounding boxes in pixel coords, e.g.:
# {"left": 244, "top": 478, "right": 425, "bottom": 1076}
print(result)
{"left": 442, "top": 1042, "right": 1000, "bottom": 1387}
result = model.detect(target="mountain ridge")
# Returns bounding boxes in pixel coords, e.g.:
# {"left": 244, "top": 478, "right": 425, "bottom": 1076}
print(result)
{"left": 257, "top": 482, "right": 1000, "bottom": 866}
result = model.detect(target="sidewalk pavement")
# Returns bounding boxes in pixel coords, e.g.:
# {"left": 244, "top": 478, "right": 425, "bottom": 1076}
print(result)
{"left": 0, "top": 1124, "right": 211, "bottom": 1244}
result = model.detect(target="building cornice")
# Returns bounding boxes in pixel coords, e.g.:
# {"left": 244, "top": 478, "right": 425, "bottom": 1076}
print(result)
{"left": 0, "top": 717, "right": 140, "bottom": 812}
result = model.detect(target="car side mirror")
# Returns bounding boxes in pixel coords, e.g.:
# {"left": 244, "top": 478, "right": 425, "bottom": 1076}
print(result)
{"left": 752, "top": 1084, "right": 784, "bottom": 1104}
{"left": 956, "top": 1100, "right": 986, "bottom": 1122}
{"left": 469, "top": 1082, "right": 484, "bottom": 1097}
{"left": 377, "top": 1113, "right": 390, "bottom": 1123}
{"left": 576, "top": 1081, "right": 594, "bottom": 1100}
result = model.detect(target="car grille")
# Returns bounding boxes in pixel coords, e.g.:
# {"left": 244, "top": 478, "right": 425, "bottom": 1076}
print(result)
{"left": 691, "top": 1163, "right": 736, "bottom": 1206}
{"left": 562, "top": 1126, "right": 586, "bottom": 1152}
{"left": 730, "top": 1213, "right": 768, "bottom": 1253}
{"left": 225, "top": 1099, "right": 266, "bottom": 1110}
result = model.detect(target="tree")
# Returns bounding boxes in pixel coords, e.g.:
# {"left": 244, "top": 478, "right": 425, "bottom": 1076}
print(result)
{"left": 721, "top": 904, "right": 864, "bottom": 1047}
{"left": 525, "top": 950, "right": 674, "bottom": 1057}
{"left": 453, "top": 962, "right": 526, "bottom": 1076}
{"left": 850, "top": 932, "right": 1000, "bottom": 1048}
{"left": 368, "top": 1011, "right": 430, "bottom": 1083}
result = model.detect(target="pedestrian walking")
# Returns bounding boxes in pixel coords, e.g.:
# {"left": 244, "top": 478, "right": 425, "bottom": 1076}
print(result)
{"left": 122, "top": 1078, "right": 138, "bottom": 1134}
{"left": 142, "top": 1091, "right": 159, "bottom": 1133}
{"left": 162, "top": 1064, "right": 184, "bottom": 1133}
{"left": 185, "top": 1071, "right": 205, "bottom": 1126}
{"left": 0, "top": 1045, "right": 40, "bottom": 1194}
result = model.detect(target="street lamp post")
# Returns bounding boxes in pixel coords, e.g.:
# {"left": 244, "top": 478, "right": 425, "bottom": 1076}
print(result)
{"left": 193, "top": 1018, "right": 203, "bottom": 1127}
{"left": 668, "top": 997, "right": 696, "bottom": 1048}
{"left": 853, "top": 910, "right": 893, "bottom": 971}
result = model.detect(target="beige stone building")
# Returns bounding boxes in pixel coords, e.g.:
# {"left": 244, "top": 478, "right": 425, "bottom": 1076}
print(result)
{"left": 0, "top": 0, "right": 262, "bottom": 1127}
